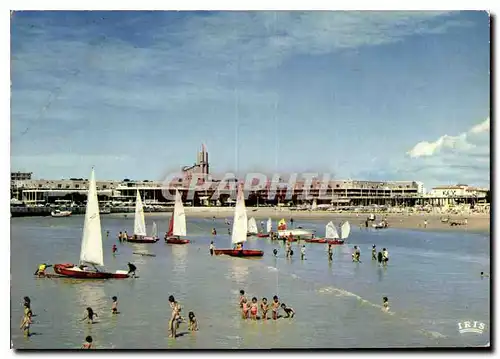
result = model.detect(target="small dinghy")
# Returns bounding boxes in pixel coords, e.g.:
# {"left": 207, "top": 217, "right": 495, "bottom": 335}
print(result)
{"left": 53, "top": 168, "right": 130, "bottom": 279}
{"left": 165, "top": 190, "right": 191, "bottom": 244}
{"left": 214, "top": 185, "right": 263, "bottom": 258}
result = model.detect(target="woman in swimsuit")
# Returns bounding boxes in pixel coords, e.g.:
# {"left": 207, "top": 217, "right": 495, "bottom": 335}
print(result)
{"left": 250, "top": 297, "right": 259, "bottom": 320}
{"left": 241, "top": 298, "right": 249, "bottom": 319}
{"left": 260, "top": 297, "right": 269, "bottom": 320}
{"left": 168, "top": 295, "right": 181, "bottom": 338}
{"left": 271, "top": 295, "right": 280, "bottom": 320}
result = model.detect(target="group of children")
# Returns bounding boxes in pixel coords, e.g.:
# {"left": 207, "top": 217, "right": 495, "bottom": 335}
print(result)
{"left": 117, "top": 231, "right": 129, "bottom": 242}
{"left": 238, "top": 290, "right": 295, "bottom": 321}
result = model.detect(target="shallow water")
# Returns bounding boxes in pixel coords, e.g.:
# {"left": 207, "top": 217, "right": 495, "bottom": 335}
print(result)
{"left": 11, "top": 215, "right": 490, "bottom": 349}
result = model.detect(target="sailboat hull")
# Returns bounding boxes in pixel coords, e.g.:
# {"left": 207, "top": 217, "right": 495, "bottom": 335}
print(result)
{"left": 304, "top": 238, "right": 328, "bottom": 243}
{"left": 53, "top": 264, "right": 130, "bottom": 279}
{"left": 213, "top": 249, "right": 264, "bottom": 257}
{"left": 327, "top": 239, "right": 345, "bottom": 245}
{"left": 166, "top": 237, "right": 190, "bottom": 244}
{"left": 126, "top": 236, "right": 159, "bottom": 243}
{"left": 257, "top": 233, "right": 270, "bottom": 238}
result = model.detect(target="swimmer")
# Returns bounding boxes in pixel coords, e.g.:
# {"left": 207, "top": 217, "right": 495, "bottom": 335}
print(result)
{"left": 19, "top": 308, "right": 32, "bottom": 337}
{"left": 382, "top": 296, "right": 389, "bottom": 312}
{"left": 481, "top": 272, "right": 490, "bottom": 278}
{"left": 260, "top": 298, "right": 269, "bottom": 320}
{"left": 111, "top": 296, "right": 119, "bottom": 314}
{"left": 250, "top": 297, "right": 259, "bottom": 320}
{"left": 82, "top": 307, "right": 98, "bottom": 324}
{"left": 241, "top": 298, "right": 249, "bottom": 319}
{"left": 81, "top": 335, "right": 93, "bottom": 349}
{"left": 239, "top": 290, "right": 247, "bottom": 308}
{"left": 188, "top": 311, "right": 199, "bottom": 331}
{"left": 281, "top": 303, "right": 295, "bottom": 318}
{"left": 271, "top": 295, "right": 280, "bottom": 320}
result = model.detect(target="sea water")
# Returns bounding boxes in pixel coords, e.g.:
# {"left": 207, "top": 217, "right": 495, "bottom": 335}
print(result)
{"left": 10, "top": 215, "right": 490, "bottom": 349}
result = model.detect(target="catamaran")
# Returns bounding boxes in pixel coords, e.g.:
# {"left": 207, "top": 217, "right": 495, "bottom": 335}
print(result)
{"left": 53, "top": 168, "right": 130, "bottom": 279}
{"left": 127, "top": 190, "right": 159, "bottom": 243}
{"left": 166, "top": 189, "right": 190, "bottom": 244}
{"left": 214, "top": 186, "right": 264, "bottom": 258}
{"left": 257, "top": 217, "right": 272, "bottom": 238}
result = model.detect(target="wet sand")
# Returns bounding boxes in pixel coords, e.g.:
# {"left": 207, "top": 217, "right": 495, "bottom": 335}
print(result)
{"left": 116, "top": 207, "right": 490, "bottom": 233}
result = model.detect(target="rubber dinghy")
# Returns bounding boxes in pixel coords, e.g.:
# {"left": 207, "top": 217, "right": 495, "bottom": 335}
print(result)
{"left": 53, "top": 168, "right": 130, "bottom": 279}
{"left": 213, "top": 186, "right": 264, "bottom": 258}
{"left": 165, "top": 189, "right": 190, "bottom": 244}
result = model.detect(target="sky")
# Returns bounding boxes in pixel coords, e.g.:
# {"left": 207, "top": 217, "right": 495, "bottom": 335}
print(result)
{"left": 10, "top": 11, "right": 490, "bottom": 190}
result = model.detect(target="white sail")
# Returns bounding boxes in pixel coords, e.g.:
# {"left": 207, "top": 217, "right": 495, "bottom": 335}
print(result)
{"left": 79, "top": 168, "right": 104, "bottom": 266}
{"left": 134, "top": 190, "right": 147, "bottom": 236}
{"left": 248, "top": 217, "right": 258, "bottom": 234}
{"left": 266, "top": 217, "right": 272, "bottom": 233}
{"left": 325, "top": 221, "right": 339, "bottom": 239}
{"left": 231, "top": 187, "right": 248, "bottom": 244}
{"left": 173, "top": 189, "right": 187, "bottom": 237}
{"left": 150, "top": 221, "right": 158, "bottom": 238}
{"left": 340, "top": 221, "right": 351, "bottom": 240}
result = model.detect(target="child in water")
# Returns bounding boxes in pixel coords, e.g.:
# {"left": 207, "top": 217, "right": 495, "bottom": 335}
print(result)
{"left": 281, "top": 303, "right": 295, "bottom": 318}
{"left": 300, "top": 245, "right": 306, "bottom": 260}
{"left": 239, "top": 290, "right": 246, "bottom": 308}
{"left": 377, "top": 251, "right": 383, "bottom": 265}
{"left": 382, "top": 297, "right": 389, "bottom": 312}
{"left": 372, "top": 245, "right": 377, "bottom": 260}
{"left": 82, "top": 307, "right": 98, "bottom": 324}
{"left": 273, "top": 248, "right": 278, "bottom": 257}
{"left": 112, "top": 244, "right": 117, "bottom": 254}
{"left": 260, "top": 298, "right": 269, "bottom": 320}
{"left": 188, "top": 311, "right": 199, "bottom": 331}
{"left": 20, "top": 307, "right": 33, "bottom": 337}
{"left": 241, "top": 298, "right": 249, "bottom": 319}
{"left": 81, "top": 335, "right": 93, "bottom": 349}
{"left": 111, "top": 296, "right": 119, "bottom": 314}
{"left": 250, "top": 297, "right": 259, "bottom": 320}
{"left": 271, "top": 295, "right": 280, "bottom": 320}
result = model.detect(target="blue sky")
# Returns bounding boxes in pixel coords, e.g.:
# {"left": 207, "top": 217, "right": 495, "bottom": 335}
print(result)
{"left": 11, "top": 11, "right": 490, "bottom": 189}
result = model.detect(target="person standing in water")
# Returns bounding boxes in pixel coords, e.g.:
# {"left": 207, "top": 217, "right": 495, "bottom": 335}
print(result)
{"left": 111, "top": 296, "right": 119, "bottom": 314}
{"left": 327, "top": 244, "right": 333, "bottom": 261}
{"left": 300, "top": 245, "right": 306, "bottom": 260}
{"left": 127, "top": 262, "right": 137, "bottom": 277}
{"left": 212, "top": 228, "right": 217, "bottom": 236}
{"left": 260, "top": 298, "right": 269, "bottom": 320}
{"left": 290, "top": 218, "right": 294, "bottom": 228}
{"left": 372, "top": 245, "right": 377, "bottom": 260}
{"left": 377, "top": 250, "right": 383, "bottom": 265}
{"left": 382, "top": 248, "right": 389, "bottom": 266}
{"left": 352, "top": 246, "right": 361, "bottom": 262}
{"left": 118, "top": 231, "right": 123, "bottom": 243}
{"left": 82, "top": 307, "right": 98, "bottom": 324}
{"left": 271, "top": 295, "right": 280, "bottom": 320}
{"left": 209, "top": 241, "right": 215, "bottom": 256}
{"left": 382, "top": 296, "right": 389, "bottom": 312}
{"left": 112, "top": 244, "right": 117, "bottom": 254}
{"left": 20, "top": 306, "right": 32, "bottom": 337}
{"left": 168, "top": 295, "right": 181, "bottom": 338}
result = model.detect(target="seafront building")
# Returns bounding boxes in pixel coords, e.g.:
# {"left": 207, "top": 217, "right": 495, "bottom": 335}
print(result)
{"left": 11, "top": 145, "right": 488, "bottom": 208}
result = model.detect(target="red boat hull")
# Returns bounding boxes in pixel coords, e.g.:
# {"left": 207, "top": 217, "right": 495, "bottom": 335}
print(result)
{"left": 304, "top": 238, "right": 328, "bottom": 243}
{"left": 53, "top": 264, "right": 129, "bottom": 279}
{"left": 213, "top": 249, "right": 264, "bottom": 257}
{"left": 126, "top": 236, "right": 159, "bottom": 243}
{"left": 257, "top": 233, "right": 270, "bottom": 238}
{"left": 327, "top": 239, "right": 345, "bottom": 245}
{"left": 166, "top": 237, "right": 190, "bottom": 244}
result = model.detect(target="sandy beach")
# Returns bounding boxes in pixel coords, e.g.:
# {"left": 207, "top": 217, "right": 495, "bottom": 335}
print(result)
{"left": 129, "top": 207, "right": 490, "bottom": 233}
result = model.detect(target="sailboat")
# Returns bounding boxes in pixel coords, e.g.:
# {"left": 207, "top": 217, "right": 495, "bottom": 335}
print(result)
{"left": 277, "top": 218, "right": 314, "bottom": 240}
{"left": 53, "top": 168, "right": 130, "bottom": 279}
{"left": 127, "top": 190, "right": 159, "bottom": 243}
{"left": 257, "top": 217, "right": 272, "bottom": 238}
{"left": 166, "top": 190, "right": 190, "bottom": 244}
{"left": 247, "top": 217, "right": 258, "bottom": 236}
{"left": 214, "top": 185, "right": 264, "bottom": 258}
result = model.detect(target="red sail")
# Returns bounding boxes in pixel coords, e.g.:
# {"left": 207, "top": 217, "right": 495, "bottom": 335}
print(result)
{"left": 167, "top": 214, "right": 174, "bottom": 236}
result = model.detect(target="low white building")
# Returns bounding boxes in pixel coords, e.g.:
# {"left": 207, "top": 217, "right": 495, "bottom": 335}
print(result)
{"left": 430, "top": 184, "right": 488, "bottom": 198}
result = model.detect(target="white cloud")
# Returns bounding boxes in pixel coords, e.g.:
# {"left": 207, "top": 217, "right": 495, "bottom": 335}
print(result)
{"left": 407, "top": 117, "right": 490, "bottom": 158}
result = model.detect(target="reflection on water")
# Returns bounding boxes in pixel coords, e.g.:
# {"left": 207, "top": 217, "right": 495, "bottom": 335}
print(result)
{"left": 227, "top": 258, "right": 249, "bottom": 287}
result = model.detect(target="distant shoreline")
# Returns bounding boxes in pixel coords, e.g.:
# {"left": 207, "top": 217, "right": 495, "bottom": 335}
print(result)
{"left": 112, "top": 207, "right": 491, "bottom": 234}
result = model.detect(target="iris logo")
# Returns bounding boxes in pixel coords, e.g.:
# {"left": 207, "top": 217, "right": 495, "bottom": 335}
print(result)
{"left": 457, "top": 321, "right": 487, "bottom": 334}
